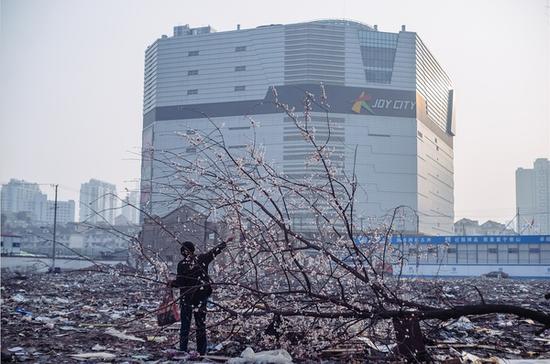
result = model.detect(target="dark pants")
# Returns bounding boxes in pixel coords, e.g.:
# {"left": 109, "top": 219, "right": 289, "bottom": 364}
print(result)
{"left": 179, "top": 298, "right": 207, "bottom": 354}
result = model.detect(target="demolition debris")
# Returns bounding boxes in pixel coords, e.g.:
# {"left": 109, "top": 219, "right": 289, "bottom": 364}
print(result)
{"left": 1, "top": 268, "right": 549, "bottom": 362}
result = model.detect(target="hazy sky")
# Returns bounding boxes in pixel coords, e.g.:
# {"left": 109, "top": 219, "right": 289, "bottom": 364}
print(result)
{"left": 1, "top": 0, "right": 549, "bottom": 224}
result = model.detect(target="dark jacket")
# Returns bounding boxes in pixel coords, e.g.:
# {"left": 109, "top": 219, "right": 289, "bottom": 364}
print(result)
{"left": 171, "top": 241, "right": 226, "bottom": 305}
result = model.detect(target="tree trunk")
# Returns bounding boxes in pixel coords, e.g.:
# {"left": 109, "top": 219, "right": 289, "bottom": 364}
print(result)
{"left": 393, "top": 316, "right": 431, "bottom": 362}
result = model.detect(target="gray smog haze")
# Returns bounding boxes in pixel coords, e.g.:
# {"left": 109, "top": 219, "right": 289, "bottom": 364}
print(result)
{"left": 0, "top": 0, "right": 549, "bottom": 224}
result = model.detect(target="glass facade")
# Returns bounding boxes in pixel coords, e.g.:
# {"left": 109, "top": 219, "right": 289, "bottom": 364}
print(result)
{"left": 358, "top": 30, "right": 398, "bottom": 84}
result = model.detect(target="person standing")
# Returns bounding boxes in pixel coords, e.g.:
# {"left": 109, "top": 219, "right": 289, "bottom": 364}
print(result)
{"left": 170, "top": 237, "right": 232, "bottom": 355}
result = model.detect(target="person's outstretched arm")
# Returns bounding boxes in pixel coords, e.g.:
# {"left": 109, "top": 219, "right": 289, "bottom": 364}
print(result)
{"left": 202, "top": 235, "right": 233, "bottom": 264}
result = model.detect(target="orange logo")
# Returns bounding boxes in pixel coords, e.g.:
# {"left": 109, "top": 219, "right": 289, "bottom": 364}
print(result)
{"left": 352, "top": 91, "right": 375, "bottom": 114}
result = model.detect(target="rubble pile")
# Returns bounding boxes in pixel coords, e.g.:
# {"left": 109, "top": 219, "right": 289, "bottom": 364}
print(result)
{"left": 1, "top": 269, "right": 174, "bottom": 363}
{"left": 1, "top": 269, "right": 549, "bottom": 362}
{"left": 417, "top": 278, "right": 550, "bottom": 361}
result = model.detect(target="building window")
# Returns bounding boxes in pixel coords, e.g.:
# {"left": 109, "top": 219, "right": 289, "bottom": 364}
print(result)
{"left": 408, "top": 248, "right": 418, "bottom": 255}
{"left": 234, "top": 86, "right": 246, "bottom": 92}
{"left": 235, "top": 65, "right": 246, "bottom": 72}
{"left": 361, "top": 46, "right": 397, "bottom": 68}
{"left": 235, "top": 46, "right": 247, "bottom": 52}
{"left": 488, "top": 248, "right": 498, "bottom": 254}
{"left": 508, "top": 247, "right": 519, "bottom": 254}
{"left": 358, "top": 31, "right": 397, "bottom": 86}
{"left": 188, "top": 70, "right": 199, "bottom": 76}
{"left": 529, "top": 248, "right": 541, "bottom": 254}
{"left": 188, "top": 50, "right": 199, "bottom": 56}
{"left": 365, "top": 70, "right": 392, "bottom": 84}
{"left": 187, "top": 89, "right": 198, "bottom": 95}
{"left": 417, "top": 131, "right": 423, "bottom": 138}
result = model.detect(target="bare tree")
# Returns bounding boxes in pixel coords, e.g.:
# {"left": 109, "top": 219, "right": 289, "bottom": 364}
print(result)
{"left": 132, "top": 86, "right": 550, "bottom": 361}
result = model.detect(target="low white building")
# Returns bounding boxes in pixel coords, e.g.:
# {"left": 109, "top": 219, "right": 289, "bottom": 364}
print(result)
{"left": 454, "top": 218, "right": 515, "bottom": 236}
{"left": 391, "top": 234, "right": 550, "bottom": 278}
{"left": 454, "top": 218, "right": 480, "bottom": 235}
{"left": 1, "top": 233, "right": 22, "bottom": 255}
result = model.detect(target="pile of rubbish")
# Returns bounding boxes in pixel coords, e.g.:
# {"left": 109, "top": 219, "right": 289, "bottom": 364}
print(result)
{"left": 402, "top": 278, "right": 550, "bottom": 361}
{"left": 1, "top": 268, "right": 265, "bottom": 363}
{"left": 1, "top": 268, "right": 549, "bottom": 362}
{"left": 1, "top": 268, "right": 172, "bottom": 362}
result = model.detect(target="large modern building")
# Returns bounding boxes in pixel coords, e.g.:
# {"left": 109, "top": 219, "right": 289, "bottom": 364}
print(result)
{"left": 79, "top": 179, "right": 117, "bottom": 225}
{"left": 516, "top": 158, "right": 550, "bottom": 234}
{"left": 140, "top": 20, "right": 456, "bottom": 235}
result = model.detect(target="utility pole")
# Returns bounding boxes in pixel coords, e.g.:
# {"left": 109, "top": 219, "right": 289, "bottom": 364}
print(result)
{"left": 51, "top": 184, "right": 58, "bottom": 271}
{"left": 516, "top": 207, "right": 520, "bottom": 236}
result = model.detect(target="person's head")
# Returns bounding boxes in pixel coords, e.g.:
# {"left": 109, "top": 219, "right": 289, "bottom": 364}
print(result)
{"left": 180, "top": 241, "right": 195, "bottom": 257}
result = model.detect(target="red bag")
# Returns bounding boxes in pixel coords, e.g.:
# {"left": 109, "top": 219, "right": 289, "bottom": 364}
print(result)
{"left": 157, "top": 288, "right": 180, "bottom": 326}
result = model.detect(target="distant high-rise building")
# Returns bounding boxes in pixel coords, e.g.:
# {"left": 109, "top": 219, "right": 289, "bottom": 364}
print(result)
{"left": 119, "top": 191, "right": 140, "bottom": 225}
{"left": 516, "top": 158, "right": 550, "bottom": 234}
{"left": 140, "top": 20, "right": 456, "bottom": 234}
{"left": 1, "top": 179, "right": 75, "bottom": 225}
{"left": 43, "top": 200, "right": 75, "bottom": 225}
{"left": 79, "top": 179, "right": 117, "bottom": 225}
{"left": 1, "top": 179, "right": 46, "bottom": 221}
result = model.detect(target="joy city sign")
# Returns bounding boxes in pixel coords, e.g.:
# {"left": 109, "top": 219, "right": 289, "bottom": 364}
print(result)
{"left": 352, "top": 91, "right": 416, "bottom": 115}
{"left": 144, "top": 84, "right": 418, "bottom": 124}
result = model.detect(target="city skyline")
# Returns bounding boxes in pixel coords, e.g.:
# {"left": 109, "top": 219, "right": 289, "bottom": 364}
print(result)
{"left": 1, "top": 0, "right": 549, "bottom": 225}
{"left": 1, "top": 177, "right": 140, "bottom": 225}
